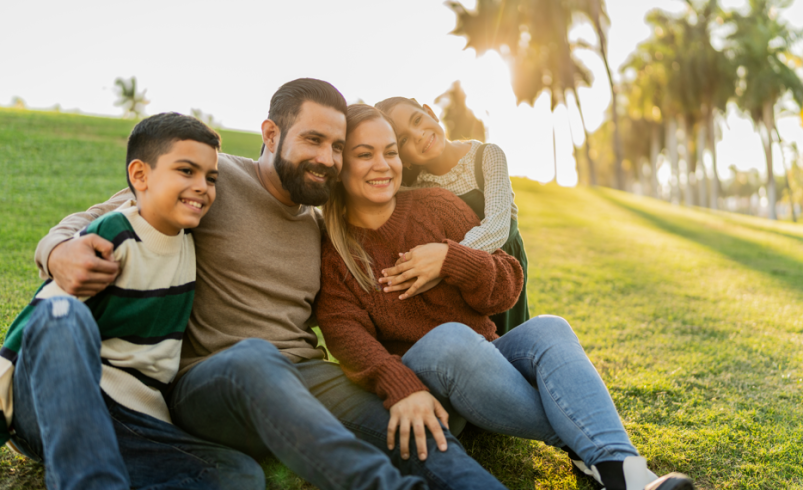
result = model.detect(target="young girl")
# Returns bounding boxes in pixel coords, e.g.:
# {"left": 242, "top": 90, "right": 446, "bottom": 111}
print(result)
{"left": 375, "top": 97, "right": 528, "bottom": 336}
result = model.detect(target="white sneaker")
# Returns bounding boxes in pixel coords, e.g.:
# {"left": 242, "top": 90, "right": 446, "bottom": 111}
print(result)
{"left": 570, "top": 457, "right": 595, "bottom": 478}
{"left": 590, "top": 456, "right": 695, "bottom": 490}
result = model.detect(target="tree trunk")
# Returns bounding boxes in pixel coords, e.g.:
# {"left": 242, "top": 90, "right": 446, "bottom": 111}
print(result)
{"left": 774, "top": 127, "right": 797, "bottom": 222}
{"left": 650, "top": 123, "right": 660, "bottom": 199}
{"left": 697, "top": 120, "right": 708, "bottom": 208}
{"left": 593, "top": 17, "right": 624, "bottom": 191}
{"left": 762, "top": 100, "right": 777, "bottom": 220}
{"left": 552, "top": 114, "right": 558, "bottom": 185}
{"left": 707, "top": 111, "right": 720, "bottom": 210}
{"left": 638, "top": 157, "right": 647, "bottom": 196}
{"left": 572, "top": 88, "right": 596, "bottom": 186}
{"left": 667, "top": 117, "right": 680, "bottom": 205}
{"left": 679, "top": 117, "right": 695, "bottom": 207}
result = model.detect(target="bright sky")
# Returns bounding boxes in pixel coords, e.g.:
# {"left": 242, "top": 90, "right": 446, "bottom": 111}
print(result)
{"left": 3, "top": 0, "right": 803, "bottom": 187}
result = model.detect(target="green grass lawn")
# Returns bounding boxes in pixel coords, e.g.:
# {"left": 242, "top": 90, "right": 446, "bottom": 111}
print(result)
{"left": 2, "top": 107, "right": 802, "bottom": 489}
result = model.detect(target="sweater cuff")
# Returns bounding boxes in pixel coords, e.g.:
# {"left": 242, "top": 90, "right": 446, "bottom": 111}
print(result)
{"left": 378, "top": 359, "right": 430, "bottom": 410}
{"left": 440, "top": 239, "right": 487, "bottom": 287}
{"left": 35, "top": 235, "right": 72, "bottom": 280}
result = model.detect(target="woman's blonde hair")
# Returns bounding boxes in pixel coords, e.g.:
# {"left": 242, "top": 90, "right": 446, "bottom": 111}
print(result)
{"left": 322, "top": 104, "right": 395, "bottom": 292}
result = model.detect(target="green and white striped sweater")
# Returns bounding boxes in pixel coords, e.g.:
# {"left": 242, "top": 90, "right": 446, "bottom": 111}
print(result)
{"left": 0, "top": 201, "right": 196, "bottom": 445}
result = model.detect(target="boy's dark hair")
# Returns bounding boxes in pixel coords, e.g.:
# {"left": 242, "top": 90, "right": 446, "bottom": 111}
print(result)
{"left": 260, "top": 78, "right": 347, "bottom": 155}
{"left": 126, "top": 112, "right": 221, "bottom": 193}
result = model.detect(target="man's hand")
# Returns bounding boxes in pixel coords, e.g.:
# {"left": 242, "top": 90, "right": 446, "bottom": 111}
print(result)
{"left": 379, "top": 243, "right": 449, "bottom": 299}
{"left": 387, "top": 391, "right": 449, "bottom": 461}
{"left": 48, "top": 235, "right": 119, "bottom": 296}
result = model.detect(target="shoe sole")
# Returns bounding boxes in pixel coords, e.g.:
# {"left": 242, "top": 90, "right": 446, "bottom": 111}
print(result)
{"left": 651, "top": 473, "right": 695, "bottom": 490}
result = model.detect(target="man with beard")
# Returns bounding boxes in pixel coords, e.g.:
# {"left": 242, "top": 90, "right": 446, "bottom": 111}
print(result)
{"left": 34, "top": 79, "right": 502, "bottom": 490}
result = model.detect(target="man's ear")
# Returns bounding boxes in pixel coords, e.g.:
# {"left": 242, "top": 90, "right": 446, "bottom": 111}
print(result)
{"left": 422, "top": 104, "right": 440, "bottom": 123}
{"left": 128, "top": 160, "right": 149, "bottom": 192}
{"left": 261, "top": 119, "right": 281, "bottom": 154}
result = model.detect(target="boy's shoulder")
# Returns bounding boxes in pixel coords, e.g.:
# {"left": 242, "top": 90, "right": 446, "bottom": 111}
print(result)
{"left": 83, "top": 201, "right": 139, "bottom": 249}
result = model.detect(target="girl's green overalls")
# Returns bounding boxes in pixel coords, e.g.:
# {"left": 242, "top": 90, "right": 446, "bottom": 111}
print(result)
{"left": 457, "top": 144, "right": 530, "bottom": 336}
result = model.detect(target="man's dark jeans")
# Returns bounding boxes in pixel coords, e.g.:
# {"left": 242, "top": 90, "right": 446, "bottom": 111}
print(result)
{"left": 168, "top": 338, "right": 506, "bottom": 490}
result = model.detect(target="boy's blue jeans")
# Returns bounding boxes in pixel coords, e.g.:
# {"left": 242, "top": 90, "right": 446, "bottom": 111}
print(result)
{"left": 168, "top": 338, "right": 507, "bottom": 490}
{"left": 9, "top": 297, "right": 265, "bottom": 490}
{"left": 402, "top": 316, "right": 640, "bottom": 467}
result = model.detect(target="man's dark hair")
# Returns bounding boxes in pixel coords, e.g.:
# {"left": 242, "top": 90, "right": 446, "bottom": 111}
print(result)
{"left": 260, "top": 78, "right": 347, "bottom": 155}
{"left": 126, "top": 112, "right": 221, "bottom": 193}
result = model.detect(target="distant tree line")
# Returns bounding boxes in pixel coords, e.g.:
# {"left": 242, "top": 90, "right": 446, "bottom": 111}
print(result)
{"left": 448, "top": 0, "right": 803, "bottom": 221}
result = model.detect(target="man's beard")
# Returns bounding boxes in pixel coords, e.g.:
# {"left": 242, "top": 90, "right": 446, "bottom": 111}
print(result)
{"left": 274, "top": 134, "right": 337, "bottom": 206}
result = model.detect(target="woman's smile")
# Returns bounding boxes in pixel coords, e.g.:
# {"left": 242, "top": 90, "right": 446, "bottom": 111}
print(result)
{"left": 367, "top": 177, "right": 393, "bottom": 187}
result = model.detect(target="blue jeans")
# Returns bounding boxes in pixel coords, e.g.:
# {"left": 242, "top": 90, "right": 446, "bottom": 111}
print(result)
{"left": 10, "top": 297, "right": 264, "bottom": 490}
{"left": 168, "top": 338, "right": 506, "bottom": 490}
{"left": 402, "top": 316, "right": 639, "bottom": 467}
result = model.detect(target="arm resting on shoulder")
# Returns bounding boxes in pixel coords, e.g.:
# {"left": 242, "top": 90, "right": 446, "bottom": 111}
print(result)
{"left": 35, "top": 188, "right": 133, "bottom": 295}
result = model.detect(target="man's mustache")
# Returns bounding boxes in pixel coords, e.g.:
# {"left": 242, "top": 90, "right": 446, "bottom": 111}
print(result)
{"left": 300, "top": 161, "right": 338, "bottom": 181}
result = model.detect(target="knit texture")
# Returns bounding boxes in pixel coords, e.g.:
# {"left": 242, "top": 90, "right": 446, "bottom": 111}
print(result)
{"left": 316, "top": 188, "right": 523, "bottom": 409}
{"left": 1, "top": 202, "right": 195, "bottom": 444}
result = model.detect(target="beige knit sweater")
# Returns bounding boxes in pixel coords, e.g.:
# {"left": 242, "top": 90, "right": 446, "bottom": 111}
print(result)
{"left": 35, "top": 154, "right": 326, "bottom": 378}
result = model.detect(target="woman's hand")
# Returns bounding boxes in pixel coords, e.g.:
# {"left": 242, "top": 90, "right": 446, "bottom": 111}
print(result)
{"left": 388, "top": 391, "right": 449, "bottom": 461}
{"left": 379, "top": 243, "right": 449, "bottom": 299}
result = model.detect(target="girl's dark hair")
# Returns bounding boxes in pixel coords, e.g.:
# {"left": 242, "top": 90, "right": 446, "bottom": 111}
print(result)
{"left": 374, "top": 97, "right": 422, "bottom": 119}
{"left": 126, "top": 112, "right": 221, "bottom": 193}
{"left": 375, "top": 97, "right": 426, "bottom": 185}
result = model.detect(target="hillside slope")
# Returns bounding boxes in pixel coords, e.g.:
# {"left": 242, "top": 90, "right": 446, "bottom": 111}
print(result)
{"left": 2, "top": 109, "right": 802, "bottom": 489}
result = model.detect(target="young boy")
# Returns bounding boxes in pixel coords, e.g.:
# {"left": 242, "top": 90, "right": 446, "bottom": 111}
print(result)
{"left": 0, "top": 113, "right": 264, "bottom": 490}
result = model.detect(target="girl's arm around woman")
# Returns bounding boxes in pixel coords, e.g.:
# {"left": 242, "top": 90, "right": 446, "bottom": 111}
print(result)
{"left": 430, "top": 190, "right": 524, "bottom": 316}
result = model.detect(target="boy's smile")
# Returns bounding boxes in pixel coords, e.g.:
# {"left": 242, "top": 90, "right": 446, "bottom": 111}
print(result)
{"left": 129, "top": 139, "right": 219, "bottom": 236}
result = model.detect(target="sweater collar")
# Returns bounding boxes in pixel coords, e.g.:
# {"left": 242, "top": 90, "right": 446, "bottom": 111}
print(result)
{"left": 117, "top": 201, "right": 186, "bottom": 255}
{"left": 416, "top": 140, "right": 481, "bottom": 186}
{"left": 347, "top": 191, "right": 413, "bottom": 244}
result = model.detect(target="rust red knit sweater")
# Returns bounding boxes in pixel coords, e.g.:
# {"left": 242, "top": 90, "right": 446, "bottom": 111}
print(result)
{"left": 317, "top": 188, "right": 524, "bottom": 409}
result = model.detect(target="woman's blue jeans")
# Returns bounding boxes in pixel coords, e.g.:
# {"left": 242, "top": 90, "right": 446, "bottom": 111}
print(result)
{"left": 402, "top": 315, "right": 639, "bottom": 467}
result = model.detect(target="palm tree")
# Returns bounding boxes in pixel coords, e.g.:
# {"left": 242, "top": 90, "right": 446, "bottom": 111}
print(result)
{"left": 447, "top": 0, "right": 597, "bottom": 185}
{"left": 620, "top": 72, "right": 664, "bottom": 198}
{"left": 435, "top": 81, "right": 486, "bottom": 142}
{"left": 575, "top": 0, "right": 625, "bottom": 190}
{"left": 624, "top": 12, "right": 687, "bottom": 204}
{"left": 114, "top": 76, "right": 149, "bottom": 119}
{"left": 727, "top": 0, "right": 803, "bottom": 220}
{"left": 682, "top": 0, "right": 735, "bottom": 210}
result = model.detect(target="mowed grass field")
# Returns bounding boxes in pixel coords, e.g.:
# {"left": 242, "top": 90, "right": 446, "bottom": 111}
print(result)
{"left": 1, "top": 107, "right": 802, "bottom": 489}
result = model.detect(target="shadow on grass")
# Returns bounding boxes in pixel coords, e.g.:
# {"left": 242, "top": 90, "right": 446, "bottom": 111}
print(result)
{"left": 598, "top": 192, "right": 803, "bottom": 294}
{"left": 713, "top": 212, "right": 803, "bottom": 245}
